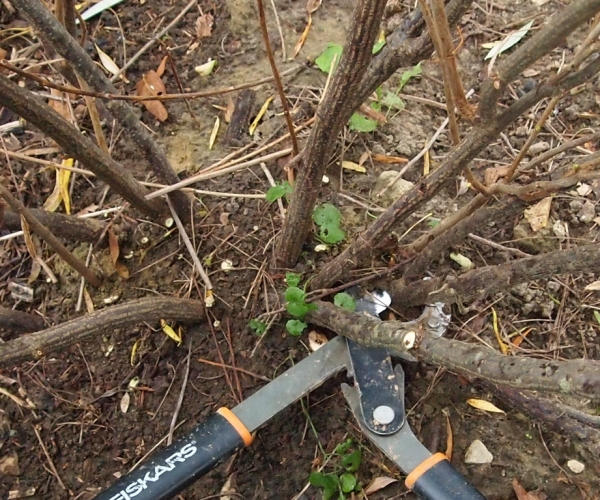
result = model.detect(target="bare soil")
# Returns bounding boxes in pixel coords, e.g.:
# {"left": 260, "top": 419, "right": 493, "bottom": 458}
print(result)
{"left": 1, "top": 0, "right": 599, "bottom": 499}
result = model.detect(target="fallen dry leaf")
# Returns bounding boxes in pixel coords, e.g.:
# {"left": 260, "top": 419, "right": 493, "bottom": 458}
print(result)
{"left": 512, "top": 478, "right": 547, "bottom": 500}
{"left": 524, "top": 196, "right": 552, "bottom": 232}
{"left": 308, "top": 330, "right": 328, "bottom": 351}
{"left": 372, "top": 153, "right": 408, "bottom": 164}
{"left": 224, "top": 94, "right": 235, "bottom": 123}
{"left": 108, "top": 229, "right": 130, "bottom": 279}
{"left": 209, "top": 116, "right": 220, "bottom": 149}
{"left": 467, "top": 398, "right": 505, "bottom": 414}
{"left": 95, "top": 44, "right": 128, "bottom": 82}
{"left": 48, "top": 87, "right": 71, "bottom": 120}
{"left": 0, "top": 47, "right": 7, "bottom": 60}
{"left": 341, "top": 160, "right": 366, "bottom": 173}
{"left": 136, "top": 70, "right": 168, "bottom": 122}
{"left": 585, "top": 281, "right": 600, "bottom": 291}
{"left": 306, "top": 0, "right": 322, "bottom": 13}
{"left": 364, "top": 476, "right": 397, "bottom": 495}
{"left": 156, "top": 56, "right": 168, "bottom": 77}
{"left": 484, "top": 165, "right": 511, "bottom": 186}
{"left": 196, "top": 12, "right": 214, "bottom": 38}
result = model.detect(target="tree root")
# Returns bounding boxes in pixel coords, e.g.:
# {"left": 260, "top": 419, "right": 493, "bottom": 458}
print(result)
{"left": 0, "top": 297, "right": 204, "bottom": 368}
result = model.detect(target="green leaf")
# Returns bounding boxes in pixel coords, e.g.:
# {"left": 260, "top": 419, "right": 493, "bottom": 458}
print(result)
{"left": 285, "top": 286, "right": 306, "bottom": 303}
{"left": 334, "top": 293, "right": 356, "bottom": 311}
{"left": 285, "top": 272, "right": 301, "bottom": 288}
{"left": 398, "top": 63, "right": 422, "bottom": 91}
{"left": 319, "top": 224, "right": 346, "bottom": 244}
{"left": 266, "top": 181, "right": 292, "bottom": 202}
{"left": 341, "top": 448, "right": 361, "bottom": 472}
{"left": 248, "top": 319, "right": 267, "bottom": 335}
{"left": 286, "top": 319, "right": 307, "bottom": 336}
{"left": 348, "top": 113, "right": 378, "bottom": 133}
{"left": 380, "top": 91, "right": 405, "bottom": 111}
{"left": 287, "top": 301, "right": 309, "bottom": 318}
{"left": 310, "top": 472, "right": 338, "bottom": 500}
{"left": 315, "top": 43, "right": 343, "bottom": 74}
{"left": 313, "top": 204, "right": 341, "bottom": 226}
{"left": 339, "top": 473, "right": 357, "bottom": 493}
{"left": 335, "top": 438, "right": 352, "bottom": 455}
{"left": 427, "top": 218, "right": 441, "bottom": 228}
{"left": 594, "top": 310, "right": 600, "bottom": 325}
{"left": 372, "top": 40, "right": 386, "bottom": 54}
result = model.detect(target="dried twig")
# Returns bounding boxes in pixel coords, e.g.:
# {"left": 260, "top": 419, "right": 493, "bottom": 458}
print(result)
{"left": 168, "top": 340, "right": 192, "bottom": 445}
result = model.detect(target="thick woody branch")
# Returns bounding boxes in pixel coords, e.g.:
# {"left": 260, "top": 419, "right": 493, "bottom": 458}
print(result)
{"left": 390, "top": 244, "right": 600, "bottom": 307}
{"left": 11, "top": 0, "right": 191, "bottom": 221}
{"left": 0, "top": 307, "right": 45, "bottom": 334}
{"left": 479, "top": 0, "right": 600, "bottom": 122}
{"left": 2, "top": 209, "right": 105, "bottom": 244}
{"left": 275, "top": 0, "right": 387, "bottom": 266}
{"left": 309, "top": 49, "right": 600, "bottom": 290}
{"left": 307, "top": 302, "right": 600, "bottom": 399}
{"left": 0, "top": 297, "right": 204, "bottom": 368}
{"left": 0, "top": 75, "right": 163, "bottom": 217}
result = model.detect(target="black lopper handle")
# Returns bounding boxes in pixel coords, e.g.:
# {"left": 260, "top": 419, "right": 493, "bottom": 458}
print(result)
{"left": 94, "top": 408, "right": 253, "bottom": 500}
{"left": 405, "top": 453, "right": 487, "bottom": 500}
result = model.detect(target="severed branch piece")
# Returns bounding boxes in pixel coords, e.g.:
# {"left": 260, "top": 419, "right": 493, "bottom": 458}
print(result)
{"left": 0, "top": 297, "right": 204, "bottom": 368}
{"left": 307, "top": 301, "right": 600, "bottom": 400}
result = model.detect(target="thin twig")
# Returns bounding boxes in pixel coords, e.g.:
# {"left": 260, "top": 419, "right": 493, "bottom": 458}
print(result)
{"left": 256, "top": 0, "right": 299, "bottom": 165}
{"left": 32, "top": 425, "right": 67, "bottom": 490}
{"left": 109, "top": 0, "right": 197, "bottom": 82}
{"left": 165, "top": 197, "right": 213, "bottom": 303}
{"left": 1, "top": 60, "right": 303, "bottom": 102}
{"left": 168, "top": 340, "right": 192, "bottom": 445}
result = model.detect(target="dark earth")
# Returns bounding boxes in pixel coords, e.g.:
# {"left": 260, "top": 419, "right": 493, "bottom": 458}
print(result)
{"left": 1, "top": 0, "right": 600, "bottom": 499}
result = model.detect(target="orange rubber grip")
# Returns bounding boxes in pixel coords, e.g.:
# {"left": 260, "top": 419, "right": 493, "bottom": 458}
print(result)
{"left": 405, "top": 452, "right": 447, "bottom": 489}
{"left": 217, "top": 407, "right": 253, "bottom": 446}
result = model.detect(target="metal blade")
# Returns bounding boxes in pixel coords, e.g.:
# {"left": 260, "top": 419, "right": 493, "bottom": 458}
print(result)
{"left": 341, "top": 374, "right": 431, "bottom": 475}
{"left": 232, "top": 336, "right": 350, "bottom": 432}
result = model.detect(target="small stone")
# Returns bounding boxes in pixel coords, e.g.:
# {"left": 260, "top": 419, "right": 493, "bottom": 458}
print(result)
{"left": 464, "top": 439, "right": 493, "bottom": 464}
{"left": 578, "top": 201, "right": 596, "bottom": 223}
{"left": 0, "top": 453, "right": 20, "bottom": 476}
{"left": 528, "top": 141, "right": 550, "bottom": 155}
{"left": 373, "top": 171, "right": 414, "bottom": 207}
{"left": 567, "top": 459, "right": 585, "bottom": 474}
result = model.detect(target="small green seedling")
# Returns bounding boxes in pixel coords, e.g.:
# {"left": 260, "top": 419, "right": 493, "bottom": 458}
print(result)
{"left": 248, "top": 318, "right": 267, "bottom": 336}
{"left": 334, "top": 292, "right": 356, "bottom": 311}
{"left": 266, "top": 181, "right": 293, "bottom": 203}
{"left": 284, "top": 275, "right": 316, "bottom": 336}
{"left": 313, "top": 204, "right": 345, "bottom": 244}
{"left": 309, "top": 438, "right": 362, "bottom": 500}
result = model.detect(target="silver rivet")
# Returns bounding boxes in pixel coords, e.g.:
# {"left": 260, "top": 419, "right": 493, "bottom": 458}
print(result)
{"left": 373, "top": 405, "right": 395, "bottom": 425}
{"left": 428, "top": 317, "right": 440, "bottom": 328}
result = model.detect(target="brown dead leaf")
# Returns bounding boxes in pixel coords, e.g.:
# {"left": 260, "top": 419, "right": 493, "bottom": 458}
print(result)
{"left": 224, "top": 94, "right": 235, "bottom": 123}
{"left": 108, "top": 230, "right": 130, "bottom": 279}
{"left": 443, "top": 410, "right": 453, "bottom": 461}
{"left": 524, "top": 197, "right": 552, "bottom": 232}
{"left": 196, "top": 12, "right": 214, "bottom": 38}
{"left": 484, "top": 165, "right": 511, "bottom": 186}
{"left": 48, "top": 88, "right": 71, "bottom": 120}
{"left": 83, "top": 288, "right": 95, "bottom": 314}
{"left": 0, "top": 48, "right": 7, "bottom": 60}
{"left": 364, "top": 476, "right": 397, "bottom": 495}
{"left": 372, "top": 153, "right": 408, "bottom": 164}
{"left": 136, "top": 71, "right": 168, "bottom": 122}
{"left": 512, "top": 478, "right": 547, "bottom": 500}
{"left": 219, "top": 212, "right": 230, "bottom": 226}
{"left": 156, "top": 56, "right": 168, "bottom": 77}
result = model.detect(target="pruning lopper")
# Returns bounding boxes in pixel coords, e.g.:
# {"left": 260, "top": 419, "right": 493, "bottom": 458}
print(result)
{"left": 95, "top": 293, "right": 486, "bottom": 500}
